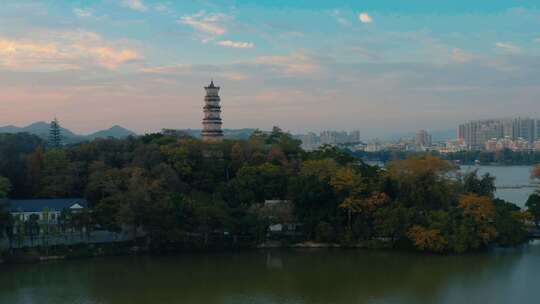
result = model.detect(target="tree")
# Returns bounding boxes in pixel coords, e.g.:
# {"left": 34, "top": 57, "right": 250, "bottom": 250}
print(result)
{"left": 39, "top": 150, "right": 76, "bottom": 197}
{"left": 374, "top": 203, "right": 413, "bottom": 243}
{"left": 0, "top": 176, "right": 11, "bottom": 198}
{"left": 26, "top": 147, "right": 45, "bottom": 197}
{"left": 331, "top": 167, "right": 365, "bottom": 230}
{"left": 387, "top": 155, "right": 457, "bottom": 210}
{"left": 462, "top": 171, "right": 496, "bottom": 198}
{"left": 48, "top": 117, "right": 62, "bottom": 149}
{"left": 532, "top": 165, "right": 540, "bottom": 180}
{"left": 493, "top": 199, "right": 528, "bottom": 246}
{"left": 526, "top": 193, "right": 540, "bottom": 227}
{"left": 453, "top": 194, "right": 498, "bottom": 252}
{"left": 288, "top": 173, "right": 339, "bottom": 239}
{"left": 0, "top": 133, "right": 43, "bottom": 198}
{"left": 407, "top": 225, "right": 448, "bottom": 253}
{"left": 300, "top": 159, "right": 339, "bottom": 182}
{"left": 231, "top": 163, "right": 287, "bottom": 206}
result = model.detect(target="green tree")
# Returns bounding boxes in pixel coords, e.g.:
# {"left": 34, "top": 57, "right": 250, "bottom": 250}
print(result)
{"left": 451, "top": 194, "right": 497, "bottom": 252}
{"left": 526, "top": 193, "right": 540, "bottom": 227}
{"left": 0, "top": 133, "right": 43, "bottom": 198}
{"left": 39, "top": 149, "right": 77, "bottom": 197}
{"left": 374, "top": 204, "right": 413, "bottom": 243}
{"left": 462, "top": 170, "right": 496, "bottom": 198}
{"left": 0, "top": 176, "right": 11, "bottom": 198}
{"left": 0, "top": 177, "right": 12, "bottom": 243}
{"left": 48, "top": 117, "right": 62, "bottom": 149}
{"left": 493, "top": 199, "right": 528, "bottom": 246}
{"left": 331, "top": 167, "right": 366, "bottom": 230}
{"left": 387, "top": 155, "right": 457, "bottom": 210}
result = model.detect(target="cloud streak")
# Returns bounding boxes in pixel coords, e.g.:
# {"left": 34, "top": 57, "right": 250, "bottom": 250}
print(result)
{"left": 253, "top": 52, "right": 319, "bottom": 75}
{"left": 217, "top": 40, "right": 254, "bottom": 48}
{"left": 178, "top": 11, "right": 228, "bottom": 40}
{"left": 73, "top": 8, "right": 93, "bottom": 18}
{"left": 495, "top": 42, "right": 521, "bottom": 53}
{"left": 121, "top": 0, "right": 147, "bottom": 12}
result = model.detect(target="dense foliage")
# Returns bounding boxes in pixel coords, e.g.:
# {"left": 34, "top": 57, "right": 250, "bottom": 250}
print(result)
{"left": 0, "top": 130, "right": 533, "bottom": 253}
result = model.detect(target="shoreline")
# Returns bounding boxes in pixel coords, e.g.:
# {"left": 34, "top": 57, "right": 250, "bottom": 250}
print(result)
{"left": 5, "top": 238, "right": 539, "bottom": 266}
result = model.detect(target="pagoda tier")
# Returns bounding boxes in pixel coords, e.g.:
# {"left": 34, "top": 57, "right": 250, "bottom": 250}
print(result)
{"left": 201, "top": 81, "right": 224, "bottom": 142}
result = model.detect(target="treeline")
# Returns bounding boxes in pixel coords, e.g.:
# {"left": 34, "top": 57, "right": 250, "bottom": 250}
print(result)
{"left": 0, "top": 129, "right": 537, "bottom": 253}
{"left": 355, "top": 149, "right": 540, "bottom": 165}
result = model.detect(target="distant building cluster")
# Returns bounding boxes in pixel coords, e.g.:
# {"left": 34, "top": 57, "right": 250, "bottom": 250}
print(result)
{"left": 458, "top": 118, "right": 540, "bottom": 151}
{"left": 300, "top": 130, "right": 361, "bottom": 151}
{"left": 298, "top": 117, "right": 540, "bottom": 154}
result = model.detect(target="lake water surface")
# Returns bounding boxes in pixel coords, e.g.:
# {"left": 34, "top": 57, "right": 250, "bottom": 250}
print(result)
{"left": 1, "top": 245, "right": 540, "bottom": 304}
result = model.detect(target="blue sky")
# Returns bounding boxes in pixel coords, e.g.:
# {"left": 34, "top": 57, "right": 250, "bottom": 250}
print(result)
{"left": 0, "top": 0, "right": 539, "bottom": 137}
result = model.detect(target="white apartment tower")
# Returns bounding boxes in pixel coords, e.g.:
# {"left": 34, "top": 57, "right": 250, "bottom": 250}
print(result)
{"left": 201, "top": 81, "right": 224, "bottom": 142}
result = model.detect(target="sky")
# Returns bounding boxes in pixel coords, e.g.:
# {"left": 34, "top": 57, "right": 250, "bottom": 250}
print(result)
{"left": 0, "top": 0, "right": 539, "bottom": 137}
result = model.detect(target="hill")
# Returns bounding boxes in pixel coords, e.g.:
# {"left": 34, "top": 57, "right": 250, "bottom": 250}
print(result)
{"left": 0, "top": 122, "right": 137, "bottom": 143}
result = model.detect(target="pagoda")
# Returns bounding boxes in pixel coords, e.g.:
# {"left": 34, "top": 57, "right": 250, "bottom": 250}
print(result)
{"left": 201, "top": 80, "right": 223, "bottom": 142}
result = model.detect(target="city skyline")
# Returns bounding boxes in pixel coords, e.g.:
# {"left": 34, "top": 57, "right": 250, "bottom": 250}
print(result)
{"left": 1, "top": 1, "right": 539, "bottom": 137}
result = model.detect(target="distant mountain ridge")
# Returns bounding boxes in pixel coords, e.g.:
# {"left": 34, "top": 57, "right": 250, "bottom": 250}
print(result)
{"left": 0, "top": 122, "right": 137, "bottom": 143}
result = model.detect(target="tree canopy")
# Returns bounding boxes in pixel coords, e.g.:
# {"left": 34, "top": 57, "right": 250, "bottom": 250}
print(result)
{"left": 0, "top": 129, "right": 531, "bottom": 253}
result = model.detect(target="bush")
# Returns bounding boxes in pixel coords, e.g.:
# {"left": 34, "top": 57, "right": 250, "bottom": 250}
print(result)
{"left": 314, "top": 221, "right": 334, "bottom": 243}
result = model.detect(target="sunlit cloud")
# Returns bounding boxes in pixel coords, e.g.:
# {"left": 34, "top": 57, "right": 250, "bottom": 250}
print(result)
{"left": 358, "top": 12, "right": 373, "bottom": 24}
{"left": 217, "top": 40, "right": 254, "bottom": 49}
{"left": 140, "top": 64, "right": 193, "bottom": 74}
{"left": 219, "top": 71, "right": 248, "bottom": 81}
{"left": 495, "top": 42, "right": 521, "bottom": 53}
{"left": 452, "top": 48, "right": 475, "bottom": 63}
{"left": 0, "top": 31, "right": 141, "bottom": 71}
{"left": 253, "top": 52, "right": 319, "bottom": 75}
{"left": 178, "top": 11, "right": 228, "bottom": 40}
{"left": 121, "top": 0, "right": 147, "bottom": 12}
{"left": 140, "top": 63, "right": 247, "bottom": 81}
{"left": 73, "top": 8, "right": 93, "bottom": 18}
{"left": 82, "top": 47, "right": 139, "bottom": 69}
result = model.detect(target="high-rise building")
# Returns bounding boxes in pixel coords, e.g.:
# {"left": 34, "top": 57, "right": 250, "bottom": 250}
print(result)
{"left": 534, "top": 140, "right": 540, "bottom": 151}
{"left": 301, "top": 132, "right": 320, "bottom": 151}
{"left": 512, "top": 117, "right": 536, "bottom": 143}
{"left": 320, "top": 131, "right": 347, "bottom": 145}
{"left": 201, "top": 81, "right": 223, "bottom": 142}
{"left": 349, "top": 130, "right": 361, "bottom": 143}
{"left": 534, "top": 118, "right": 540, "bottom": 140}
{"left": 415, "top": 129, "right": 432, "bottom": 149}
{"left": 457, "top": 117, "right": 539, "bottom": 150}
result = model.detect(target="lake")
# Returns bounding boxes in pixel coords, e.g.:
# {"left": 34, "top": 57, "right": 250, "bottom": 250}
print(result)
{"left": 1, "top": 245, "right": 540, "bottom": 304}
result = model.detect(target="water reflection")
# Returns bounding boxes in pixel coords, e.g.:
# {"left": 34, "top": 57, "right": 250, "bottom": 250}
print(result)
{"left": 1, "top": 244, "right": 540, "bottom": 304}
